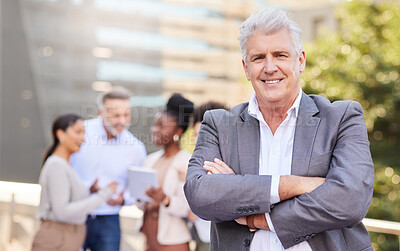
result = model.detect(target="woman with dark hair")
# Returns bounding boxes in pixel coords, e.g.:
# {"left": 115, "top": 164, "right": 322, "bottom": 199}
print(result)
{"left": 32, "top": 114, "right": 118, "bottom": 251}
{"left": 140, "top": 93, "right": 194, "bottom": 251}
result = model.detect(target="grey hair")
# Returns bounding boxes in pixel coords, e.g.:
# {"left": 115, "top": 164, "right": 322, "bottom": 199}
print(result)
{"left": 97, "top": 86, "right": 132, "bottom": 110}
{"left": 238, "top": 8, "right": 303, "bottom": 62}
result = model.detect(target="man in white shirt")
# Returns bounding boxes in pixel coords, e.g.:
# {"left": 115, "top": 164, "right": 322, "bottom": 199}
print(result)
{"left": 70, "top": 87, "right": 146, "bottom": 251}
{"left": 184, "top": 9, "right": 374, "bottom": 251}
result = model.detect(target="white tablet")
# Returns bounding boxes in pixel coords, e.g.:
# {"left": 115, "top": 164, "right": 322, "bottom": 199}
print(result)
{"left": 128, "top": 166, "right": 158, "bottom": 202}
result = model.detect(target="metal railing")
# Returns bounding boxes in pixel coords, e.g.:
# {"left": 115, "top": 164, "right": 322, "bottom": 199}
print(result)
{"left": 363, "top": 218, "right": 400, "bottom": 250}
{"left": 0, "top": 192, "right": 145, "bottom": 251}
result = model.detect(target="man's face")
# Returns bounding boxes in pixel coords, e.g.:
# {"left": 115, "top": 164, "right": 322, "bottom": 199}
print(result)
{"left": 99, "top": 98, "right": 131, "bottom": 136}
{"left": 242, "top": 29, "right": 305, "bottom": 107}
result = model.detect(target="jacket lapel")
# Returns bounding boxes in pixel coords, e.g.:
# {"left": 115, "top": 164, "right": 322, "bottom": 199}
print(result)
{"left": 291, "top": 93, "right": 321, "bottom": 176}
{"left": 237, "top": 106, "right": 260, "bottom": 175}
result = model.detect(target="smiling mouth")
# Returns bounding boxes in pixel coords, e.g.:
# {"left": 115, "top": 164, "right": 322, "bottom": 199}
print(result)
{"left": 261, "top": 79, "right": 281, "bottom": 84}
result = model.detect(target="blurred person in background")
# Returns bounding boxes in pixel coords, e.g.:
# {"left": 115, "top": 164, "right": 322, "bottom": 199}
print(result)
{"left": 140, "top": 93, "right": 194, "bottom": 251}
{"left": 70, "top": 87, "right": 147, "bottom": 251}
{"left": 193, "top": 101, "right": 227, "bottom": 143}
{"left": 32, "top": 114, "right": 118, "bottom": 251}
{"left": 190, "top": 101, "right": 227, "bottom": 251}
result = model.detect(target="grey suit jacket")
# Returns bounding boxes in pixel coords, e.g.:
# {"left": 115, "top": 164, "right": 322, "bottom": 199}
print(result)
{"left": 184, "top": 93, "right": 374, "bottom": 251}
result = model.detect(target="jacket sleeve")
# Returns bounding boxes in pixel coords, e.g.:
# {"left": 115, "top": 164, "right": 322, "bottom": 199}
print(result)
{"left": 184, "top": 110, "right": 273, "bottom": 222}
{"left": 271, "top": 101, "right": 374, "bottom": 249}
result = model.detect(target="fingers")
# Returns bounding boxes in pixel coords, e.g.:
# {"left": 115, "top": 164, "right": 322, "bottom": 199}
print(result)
{"left": 234, "top": 216, "right": 247, "bottom": 225}
{"left": 107, "top": 197, "right": 123, "bottom": 206}
{"left": 144, "top": 187, "right": 153, "bottom": 198}
{"left": 203, "top": 158, "right": 235, "bottom": 174}
{"left": 145, "top": 187, "right": 164, "bottom": 202}
{"left": 203, "top": 161, "right": 222, "bottom": 174}
{"left": 214, "top": 158, "right": 235, "bottom": 174}
{"left": 106, "top": 181, "right": 119, "bottom": 193}
{"left": 90, "top": 178, "right": 101, "bottom": 193}
{"left": 145, "top": 190, "right": 153, "bottom": 198}
{"left": 146, "top": 186, "right": 158, "bottom": 194}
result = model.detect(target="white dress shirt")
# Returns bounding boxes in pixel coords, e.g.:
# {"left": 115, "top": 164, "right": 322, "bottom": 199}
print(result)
{"left": 248, "top": 90, "right": 312, "bottom": 251}
{"left": 70, "top": 117, "right": 147, "bottom": 215}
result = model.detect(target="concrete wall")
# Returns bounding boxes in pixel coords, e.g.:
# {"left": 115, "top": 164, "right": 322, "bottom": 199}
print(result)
{"left": 0, "top": 0, "right": 46, "bottom": 183}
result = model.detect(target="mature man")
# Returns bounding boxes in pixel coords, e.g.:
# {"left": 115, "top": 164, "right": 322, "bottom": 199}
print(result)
{"left": 184, "top": 9, "right": 374, "bottom": 251}
{"left": 70, "top": 87, "right": 146, "bottom": 251}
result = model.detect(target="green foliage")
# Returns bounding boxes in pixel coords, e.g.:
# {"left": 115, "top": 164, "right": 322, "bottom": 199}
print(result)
{"left": 302, "top": 1, "right": 400, "bottom": 250}
{"left": 302, "top": 0, "right": 400, "bottom": 142}
{"left": 180, "top": 126, "right": 195, "bottom": 153}
{"left": 368, "top": 139, "right": 400, "bottom": 250}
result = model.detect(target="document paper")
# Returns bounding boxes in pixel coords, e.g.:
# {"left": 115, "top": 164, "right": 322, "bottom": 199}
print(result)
{"left": 128, "top": 166, "right": 158, "bottom": 202}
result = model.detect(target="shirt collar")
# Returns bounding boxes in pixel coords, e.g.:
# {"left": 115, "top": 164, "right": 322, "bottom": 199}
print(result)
{"left": 248, "top": 88, "right": 302, "bottom": 121}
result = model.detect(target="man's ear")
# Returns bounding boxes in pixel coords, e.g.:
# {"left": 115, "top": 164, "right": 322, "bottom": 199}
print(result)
{"left": 242, "top": 60, "right": 251, "bottom": 81}
{"left": 98, "top": 108, "right": 104, "bottom": 118}
{"left": 299, "top": 51, "right": 306, "bottom": 73}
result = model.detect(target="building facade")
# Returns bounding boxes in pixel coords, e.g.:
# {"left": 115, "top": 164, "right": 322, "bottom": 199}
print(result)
{"left": 0, "top": 0, "right": 340, "bottom": 182}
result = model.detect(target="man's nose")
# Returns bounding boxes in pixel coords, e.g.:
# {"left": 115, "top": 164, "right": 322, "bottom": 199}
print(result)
{"left": 263, "top": 58, "right": 278, "bottom": 74}
{"left": 117, "top": 115, "right": 128, "bottom": 125}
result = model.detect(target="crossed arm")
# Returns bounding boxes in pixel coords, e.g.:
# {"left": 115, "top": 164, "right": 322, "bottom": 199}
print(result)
{"left": 203, "top": 158, "right": 325, "bottom": 230}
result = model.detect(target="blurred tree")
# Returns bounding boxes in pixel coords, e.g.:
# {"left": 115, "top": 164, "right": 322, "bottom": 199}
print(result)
{"left": 302, "top": 0, "right": 400, "bottom": 142}
{"left": 180, "top": 127, "right": 195, "bottom": 153}
{"left": 301, "top": 1, "right": 400, "bottom": 250}
{"left": 368, "top": 162, "right": 400, "bottom": 250}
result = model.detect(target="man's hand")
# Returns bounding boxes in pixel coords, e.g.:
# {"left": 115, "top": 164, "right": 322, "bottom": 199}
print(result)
{"left": 205, "top": 159, "right": 325, "bottom": 231}
{"left": 106, "top": 181, "right": 119, "bottom": 193}
{"left": 205, "top": 159, "right": 271, "bottom": 230}
{"left": 90, "top": 178, "right": 101, "bottom": 193}
{"left": 235, "top": 214, "right": 270, "bottom": 230}
{"left": 235, "top": 216, "right": 247, "bottom": 225}
{"left": 204, "top": 159, "right": 324, "bottom": 199}
{"left": 203, "top": 158, "right": 235, "bottom": 174}
{"left": 107, "top": 189, "right": 125, "bottom": 206}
